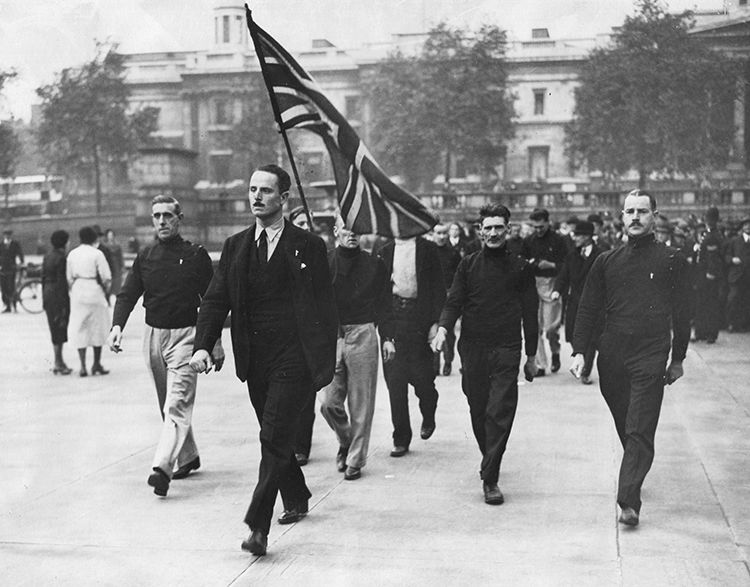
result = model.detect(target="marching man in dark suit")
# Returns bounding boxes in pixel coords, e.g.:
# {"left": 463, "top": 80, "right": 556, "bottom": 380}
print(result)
{"left": 724, "top": 217, "right": 750, "bottom": 332}
{"left": 551, "top": 220, "right": 604, "bottom": 385}
{"left": 190, "top": 164, "right": 338, "bottom": 556}
{"left": 378, "top": 234, "right": 445, "bottom": 456}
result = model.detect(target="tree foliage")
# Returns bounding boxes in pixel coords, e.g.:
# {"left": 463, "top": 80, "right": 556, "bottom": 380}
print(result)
{"left": 364, "top": 23, "right": 515, "bottom": 191}
{"left": 566, "top": 0, "right": 740, "bottom": 187}
{"left": 0, "top": 69, "right": 21, "bottom": 178}
{"left": 229, "top": 77, "right": 284, "bottom": 178}
{"left": 35, "top": 42, "right": 159, "bottom": 211}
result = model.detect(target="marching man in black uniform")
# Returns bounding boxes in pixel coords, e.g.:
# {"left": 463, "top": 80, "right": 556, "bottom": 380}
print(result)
{"left": 432, "top": 204, "right": 538, "bottom": 505}
{"left": 571, "top": 189, "right": 691, "bottom": 527}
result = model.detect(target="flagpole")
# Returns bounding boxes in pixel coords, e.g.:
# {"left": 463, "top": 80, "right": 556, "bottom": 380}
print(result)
{"left": 245, "top": 5, "right": 314, "bottom": 230}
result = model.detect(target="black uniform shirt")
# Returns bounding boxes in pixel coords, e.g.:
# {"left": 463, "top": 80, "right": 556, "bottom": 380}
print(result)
{"left": 572, "top": 233, "right": 691, "bottom": 362}
{"left": 112, "top": 235, "right": 213, "bottom": 329}
{"left": 521, "top": 229, "right": 568, "bottom": 277}
{"left": 439, "top": 244, "right": 539, "bottom": 356}
{"left": 328, "top": 246, "right": 389, "bottom": 326}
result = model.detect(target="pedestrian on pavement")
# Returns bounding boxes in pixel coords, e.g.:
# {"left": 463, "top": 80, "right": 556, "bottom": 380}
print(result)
{"left": 42, "top": 229, "right": 72, "bottom": 375}
{"left": 103, "top": 229, "right": 125, "bottom": 298}
{"left": 551, "top": 220, "right": 604, "bottom": 385}
{"left": 431, "top": 222, "right": 462, "bottom": 376}
{"left": 319, "top": 215, "right": 391, "bottom": 481}
{"left": 377, "top": 232, "right": 445, "bottom": 457}
{"left": 521, "top": 208, "right": 567, "bottom": 376}
{"left": 432, "top": 204, "right": 538, "bottom": 505}
{"left": 570, "top": 189, "right": 691, "bottom": 527}
{"left": 1, "top": 228, "right": 24, "bottom": 313}
{"left": 66, "top": 226, "right": 111, "bottom": 377}
{"left": 289, "top": 205, "right": 316, "bottom": 467}
{"left": 106, "top": 195, "right": 221, "bottom": 498}
{"left": 724, "top": 217, "right": 750, "bottom": 332}
{"left": 189, "top": 164, "right": 338, "bottom": 557}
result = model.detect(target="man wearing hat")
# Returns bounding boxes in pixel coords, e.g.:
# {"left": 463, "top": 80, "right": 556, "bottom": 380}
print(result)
{"left": 0, "top": 229, "right": 24, "bottom": 313}
{"left": 551, "top": 221, "right": 604, "bottom": 384}
{"left": 725, "top": 216, "right": 750, "bottom": 332}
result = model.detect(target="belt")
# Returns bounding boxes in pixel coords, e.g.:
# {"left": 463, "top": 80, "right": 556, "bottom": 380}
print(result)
{"left": 392, "top": 294, "right": 417, "bottom": 310}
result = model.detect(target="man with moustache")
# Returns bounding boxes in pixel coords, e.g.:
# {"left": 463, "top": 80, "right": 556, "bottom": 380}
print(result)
{"left": 319, "top": 216, "right": 391, "bottom": 480}
{"left": 190, "top": 164, "right": 338, "bottom": 556}
{"left": 432, "top": 204, "right": 538, "bottom": 505}
{"left": 571, "top": 189, "right": 691, "bottom": 527}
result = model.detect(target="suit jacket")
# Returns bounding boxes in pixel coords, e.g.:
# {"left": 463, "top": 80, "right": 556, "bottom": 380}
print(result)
{"left": 554, "top": 244, "right": 604, "bottom": 342}
{"left": 724, "top": 235, "right": 750, "bottom": 285}
{"left": 194, "top": 220, "right": 338, "bottom": 391}
{"left": 377, "top": 237, "right": 446, "bottom": 340}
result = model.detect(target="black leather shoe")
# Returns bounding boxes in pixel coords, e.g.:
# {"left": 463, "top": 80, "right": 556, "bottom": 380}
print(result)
{"left": 278, "top": 501, "right": 309, "bottom": 525}
{"left": 390, "top": 445, "right": 409, "bottom": 457}
{"left": 551, "top": 353, "right": 561, "bottom": 373}
{"left": 535, "top": 368, "right": 546, "bottom": 377}
{"left": 147, "top": 467, "right": 170, "bottom": 497}
{"left": 442, "top": 364, "right": 452, "bottom": 376}
{"left": 172, "top": 456, "right": 201, "bottom": 480}
{"left": 420, "top": 421, "right": 436, "bottom": 440}
{"left": 344, "top": 466, "right": 361, "bottom": 480}
{"left": 241, "top": 529, "right": 268, "bottom": 556}
{"left": 483, "top": 482, "right": 504, "bottom": 505}
{"left": 581, "top": 375, "right": 593, "bottom": 385}
{"left": 295, "top": 453, "right": 309, "bottom": 467}
{"left": 336, "top": 445, "right": 348, "bottom": 472}
{"left": 619, "top": 507, "right": 639, "bottom": 526}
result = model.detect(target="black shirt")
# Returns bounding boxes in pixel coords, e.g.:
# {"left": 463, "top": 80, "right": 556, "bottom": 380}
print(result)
{"left": 435, "top": 244, "right": 462, "bottom": 291}
{"left": 439, "top": 245, "right": 539, "bottom": 355}
{"left": 328, "top": 246, "right": 389, "bottom": 326}
{"left": 572, "top": 233, "right": 691, "bottom": 362}
{"left": 521, "top": 229, "right": 568, "bottom": 277}
{"left": 112, "top": 235, "right": 213, "bottom": 329}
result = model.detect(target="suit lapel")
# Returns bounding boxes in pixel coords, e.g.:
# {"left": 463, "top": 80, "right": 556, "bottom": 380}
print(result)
{"left": 237, "top": 224, "right": 255, "bottom": 304}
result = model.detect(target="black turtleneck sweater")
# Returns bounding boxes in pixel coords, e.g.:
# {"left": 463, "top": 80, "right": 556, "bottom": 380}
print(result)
{"left": 572, "top": 233, "right": 691, "bottom": 362}
{"left": 439, "top": 244, "right": 539, "bottom": 355}
{"left": 328, "top": 246, "right": 389, "bottom": 326}
{"left": 112, "top": 235, "right": 213, "bottom": 329}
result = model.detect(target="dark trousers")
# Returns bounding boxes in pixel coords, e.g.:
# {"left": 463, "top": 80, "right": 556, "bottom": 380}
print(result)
{"left": 383, "top": 338, "right": 438, "bottom": 447}
{"left": 458, "top": 339, "right": 521, "bottom": 484}
{"left": 433, "top": 325, "right": 456, "bottom": 372}
{"left": 1, "top": 269, "right": 16, "bottom": 309}
{"left": 243, "top": 333, "right": 312, "bottom": 535}
{"left": 597, "top": 331, "right": 670, "bottom": 513}
{"left": 293, "top": 389, "right": 316, "bottom": 458}
{"left": 727, "top": 280, "right": 750, "bottom": 331}
{"left": 694, "top": 278, "right": 722, "bottom": 341}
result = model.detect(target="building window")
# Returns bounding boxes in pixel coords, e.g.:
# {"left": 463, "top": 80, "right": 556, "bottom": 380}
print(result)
{"left": 741, "top": 0, "right": 748, "bottom": 6}
{"left": 528, "top": 146, "right": 549, "bottom": 181}
{"left": 210, "top": 154, "right": 232, "bottom": 184}
{"left": 236, "top": 16, "right": 244, "bottom": 44}
{"left": 223, "top": 15, "right": 231, "bottom": 43}
{"left": 214, "top": 98, "right": 232, "bottom": 125}
{"left": 533, "top": 89, "right": 546, "bottom": 116}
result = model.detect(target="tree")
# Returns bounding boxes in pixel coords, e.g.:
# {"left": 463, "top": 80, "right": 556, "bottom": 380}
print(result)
{"left": 566, "top": 0, "right": 740, "bottom": 188}
{"left": 229, "top": 78, "right": 284, "bottom": 178}
{"left": 0, "top": 69, "right": 21, "bottom": 179}
{"left": 364, "top": 23, "right": 516, "bottom": 192}
{"left": 36, "top": 42, "right": 159, "bottom": 213}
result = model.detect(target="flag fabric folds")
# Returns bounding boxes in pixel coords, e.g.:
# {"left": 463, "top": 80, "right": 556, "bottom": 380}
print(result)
{"left": 246, "top": 9, "right": 437, "bottom": 238}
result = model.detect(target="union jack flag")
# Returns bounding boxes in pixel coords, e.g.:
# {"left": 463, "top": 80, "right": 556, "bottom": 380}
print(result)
{"left": 246, "top": 8, "right": 437, "bottom": 238}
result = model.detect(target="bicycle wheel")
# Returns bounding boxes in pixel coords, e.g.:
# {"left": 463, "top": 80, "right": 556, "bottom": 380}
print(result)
{"left": 18, "top": 279, "right": 44, "bottom": 314}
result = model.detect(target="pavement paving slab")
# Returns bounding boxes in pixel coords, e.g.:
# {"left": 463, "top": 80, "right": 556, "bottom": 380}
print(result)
{"left": 1, "top": 306, "right": 749, "bottom": 586}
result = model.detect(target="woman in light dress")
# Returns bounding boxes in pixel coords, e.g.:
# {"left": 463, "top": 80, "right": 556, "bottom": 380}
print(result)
{"left": 66, "top": 226, "right": 111, "bottom": 377}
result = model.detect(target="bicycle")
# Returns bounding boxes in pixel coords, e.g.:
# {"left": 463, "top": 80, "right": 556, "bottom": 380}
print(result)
{"left": 13, "top": 264, "right": 44, "bottom": 314}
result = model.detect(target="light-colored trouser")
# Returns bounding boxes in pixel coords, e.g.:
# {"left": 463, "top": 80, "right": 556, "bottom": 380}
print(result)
{"left": 319, "top": 322, "right": 379, "bottom": 469}
{"left": 143, "top": 325, "right": 199, "bottom": 479}
{"left": 535, "top": 276, "right": 562, "bottom": 371}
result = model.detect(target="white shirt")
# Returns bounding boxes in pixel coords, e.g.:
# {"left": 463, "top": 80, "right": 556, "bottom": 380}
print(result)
{"left": 255, "top": 216, "right": 285, "bottom": 262}
{"left": 580, "top": 244, "right": 593, "bottom": 258}
{"left": 392, "top": 237, "right": 418, "bottom": 299}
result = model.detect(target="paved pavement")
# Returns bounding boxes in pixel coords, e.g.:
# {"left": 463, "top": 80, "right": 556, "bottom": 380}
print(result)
{"left": 1, "top": 305, "right": 749, "bottom": 586}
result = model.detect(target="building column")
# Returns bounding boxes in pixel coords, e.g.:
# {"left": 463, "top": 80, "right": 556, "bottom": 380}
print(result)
{"left": 729, "top": 74, "right": 747, "bottom": 175}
